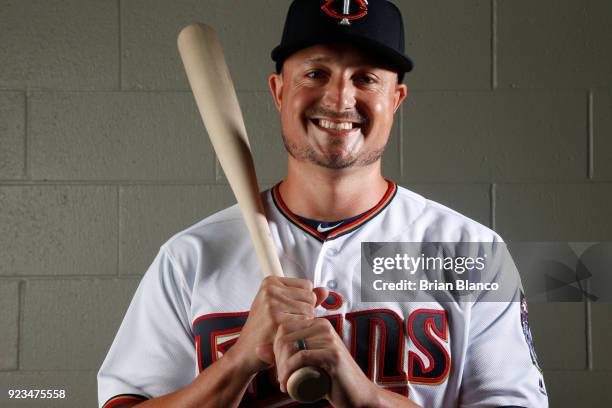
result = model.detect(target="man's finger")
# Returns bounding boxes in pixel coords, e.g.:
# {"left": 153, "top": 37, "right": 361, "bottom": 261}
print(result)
{"left": 313, "top": 287, "right": 330, "bottom": 308}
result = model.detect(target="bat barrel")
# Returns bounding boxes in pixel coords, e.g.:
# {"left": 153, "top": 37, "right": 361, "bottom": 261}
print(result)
{"left": 177, "top": 23, "right": 284, "bottom": 279}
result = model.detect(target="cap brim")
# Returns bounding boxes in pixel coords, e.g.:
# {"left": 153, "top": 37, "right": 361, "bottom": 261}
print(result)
{"left": 271, "top": 34, "right": 413, "bottom": 74}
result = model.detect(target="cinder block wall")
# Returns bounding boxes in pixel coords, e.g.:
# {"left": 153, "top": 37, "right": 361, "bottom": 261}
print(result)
{"left": 0, "top": 1, "right": 610, "bottom": 407}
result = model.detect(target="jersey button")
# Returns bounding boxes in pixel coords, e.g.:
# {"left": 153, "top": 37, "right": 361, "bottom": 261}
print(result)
{"left": 326, "top": 248, "right": 339, "bottom": 256}
{"left": 326, "top": 279, "right": 337, "bottom": 290}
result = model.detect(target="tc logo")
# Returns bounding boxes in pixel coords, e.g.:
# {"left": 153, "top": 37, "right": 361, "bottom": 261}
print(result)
{"left": 321, "top": 0, "right": 368, "bottom": 26}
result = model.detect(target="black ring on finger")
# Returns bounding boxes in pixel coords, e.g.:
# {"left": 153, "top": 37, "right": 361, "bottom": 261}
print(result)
{"left": 295, "top": 338, "right": 307, "bottom": 352}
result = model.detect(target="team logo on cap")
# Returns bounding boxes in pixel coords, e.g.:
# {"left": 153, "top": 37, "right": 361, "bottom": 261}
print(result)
{"left": 321, "top": 0, "right": 368, "bottom": 26}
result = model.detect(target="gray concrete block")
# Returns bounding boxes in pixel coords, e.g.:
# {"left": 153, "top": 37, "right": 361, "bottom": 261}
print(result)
{"left": 528, "top": 303, "right": 586, "bottom": 370}
{"left": 0, "top": 371, "right": 97, "bottom": 407}
{"left": 593, "top": 89, "right": 612, "bottom": 179}
{"left": 0, "top": 0, "right": 118, "bottom": 90}
{"left": 21, "top": 278, "right": 140, "bottom": 370}
{"left": 233, "top": 92, "right": 287, "bottom": 184}
{"left": 382, "top": 116, "right": 402, "bottom": 182}
{"left": 121, "top": 0, "right": 286, "bottom": 91}
{"left": 0, "top": 281, "right": 19, "bottom": 369}
{"left": 0, "top": 92, "right": 25, "bottom": 179}
{"left": 28, "top": 92, "right": 215, "bottom": 181}
{"left": 397, "top": 0, "right": 491, "bottom": 90}
{"left": 402, "top": 91, "right": 586, "bottom": 182}
{"left": 497, "top": 0, "right": 612, "bottom": 88}
{"left": 496, "top": 183, "right": 612, "bottom": 241}
{"left": 0, "top": 186, "right": 117, "bottom": 276}
{"left": 591, "top": 303, "right": 612, "bottom": 370}
{"left": 406, "top": 183, "right": 491, "bottom": 227}
{"left": 544, "top": 370, "right": 612, "bottom": 408}
{"left": 119, "top": 184, "right": 236, "bottom": 275}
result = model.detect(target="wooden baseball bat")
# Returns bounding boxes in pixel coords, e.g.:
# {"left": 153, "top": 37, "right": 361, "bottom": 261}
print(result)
{"left": 177, "top": 23, "right": 331, "bottom": 403}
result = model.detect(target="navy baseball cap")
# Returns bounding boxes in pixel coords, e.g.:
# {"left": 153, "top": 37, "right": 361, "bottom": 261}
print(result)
{"left": 271, "top": 0, "right": 413, "bottom": 81}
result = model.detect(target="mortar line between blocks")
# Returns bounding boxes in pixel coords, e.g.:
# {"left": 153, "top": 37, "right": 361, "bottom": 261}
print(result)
{"left": 116, "top": 186, "right": 121, "bottom": 276}
{"left": 23, "top": 92, "right": 28, "bottom": 179}
{"left": 0, "top": 179, "right": 221, "bottom": 186}
{"left": 491, "top": 0, "right": 498, "bottom": 89}
{"left": 588, "top": 90, "right": 593, "bottom": 179}
{"left": 490, "top": 183, "right": 496, "bottom": 230}
{"left": 0, "top": 368, "right": 98, "bottom": 373}
{"left": 17, "top": 280, "right": 25, "bottom": 369}
{"left": 0, "top": 275, "right": 142, "bottom": 280}
{"left": 118, "top": 0, "right": 123, "bottom": 90}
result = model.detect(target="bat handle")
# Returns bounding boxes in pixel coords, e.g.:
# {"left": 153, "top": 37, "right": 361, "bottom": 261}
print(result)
{"left": 287, "top": 366, "right": 331, "bottom": 403}
{"left": 247, "top": 219, "right": 332, "bottom": 401}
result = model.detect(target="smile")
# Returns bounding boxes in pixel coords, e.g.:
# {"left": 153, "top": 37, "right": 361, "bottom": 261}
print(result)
{"left": 309, "top": 118, "right": 364, "bottom": 133}
{"left": 318, "top": 119, "right": 354, "bottom": 130}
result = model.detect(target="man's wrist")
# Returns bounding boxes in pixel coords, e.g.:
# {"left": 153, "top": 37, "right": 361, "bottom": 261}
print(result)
{"left": 364, "top": 383, "right": 386, "bottom": 408}
{"left": 222, "top": 342, "right": 264, "bottom": 380}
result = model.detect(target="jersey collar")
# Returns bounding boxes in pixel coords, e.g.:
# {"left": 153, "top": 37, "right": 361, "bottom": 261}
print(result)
{"left": 271, "top": 179, "right": 398, "bottom": 242}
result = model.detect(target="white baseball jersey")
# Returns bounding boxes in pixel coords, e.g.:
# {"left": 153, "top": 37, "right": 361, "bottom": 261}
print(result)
{"left": 98, "top": 180, "right": 548, "bottom": 408}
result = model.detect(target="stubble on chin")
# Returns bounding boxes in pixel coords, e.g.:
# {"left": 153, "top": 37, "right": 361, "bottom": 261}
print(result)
{"left": 281, "top": 134, "right": 386, "bottom": 170}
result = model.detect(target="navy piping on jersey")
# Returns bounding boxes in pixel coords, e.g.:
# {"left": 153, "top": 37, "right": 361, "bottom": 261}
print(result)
{"left": 271, "top": 179, "right": 397, "bottom": 242}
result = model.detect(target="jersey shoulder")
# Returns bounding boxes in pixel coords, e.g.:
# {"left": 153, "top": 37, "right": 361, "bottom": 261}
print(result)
{"left": 155, "top": 191, "right": 275, "bottom": 277}
{"left": 393, "top": 185, "right": 502, "bottom": 242}
{"left": 170, "top": 201, "right": 244, "bottom": 240}
{"left": 145, "top": 200, "right": 248, "bottom": 288}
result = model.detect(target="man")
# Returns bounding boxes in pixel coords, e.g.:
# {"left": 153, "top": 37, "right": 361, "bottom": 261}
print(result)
{"left": 98, "top": 1, "right": 548, "bottom": 407}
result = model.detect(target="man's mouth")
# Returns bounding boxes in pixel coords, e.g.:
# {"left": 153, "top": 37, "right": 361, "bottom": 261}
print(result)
{"left": 309, "top": 118, "right": 363, "bottom": 132}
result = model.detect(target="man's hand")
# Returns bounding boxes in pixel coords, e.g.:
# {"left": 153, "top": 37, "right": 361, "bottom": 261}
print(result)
{"left": 271, "top": 318, "right": 380, "bottom": 407}
{"left": 229, "top": 276, "right": 328, "bottom": 376}
{"left": 133, "top": 277, "right": 329, "bottom": 408}
{"left": 272, "top": 318, "right": 422, "bottom": 407}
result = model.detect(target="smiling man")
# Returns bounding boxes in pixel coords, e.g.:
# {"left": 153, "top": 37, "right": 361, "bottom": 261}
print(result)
{"left": 272, "top": 43, "right": 403, "bottom": 170}
{"left": 269, "top": 41, "right": 406, "bottom": 224}
{"left": 98, "top": 1, "right": 548, "bottom": 407}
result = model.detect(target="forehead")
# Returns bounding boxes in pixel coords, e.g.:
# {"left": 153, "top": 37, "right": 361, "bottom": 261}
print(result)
{"left": 284, "top": 43, "right": 386, "bottom": 70}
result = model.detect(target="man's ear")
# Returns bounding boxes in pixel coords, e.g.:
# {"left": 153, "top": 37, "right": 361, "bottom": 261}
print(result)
{"left": 268, "top": 72, "right": 283, "bottom": 111}
{"left": 393, "top": 82, "right": 408, "bottom": 113}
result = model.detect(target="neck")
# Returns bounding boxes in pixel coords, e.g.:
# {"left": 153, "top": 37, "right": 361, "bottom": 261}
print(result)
{"left": 278, "top": 158, "right": 389, "bottom": 221}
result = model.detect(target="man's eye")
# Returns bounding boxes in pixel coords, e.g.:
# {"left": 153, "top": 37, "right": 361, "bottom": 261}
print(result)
{"left": 306, "top": 71, "right": 324, "bottom": 79}
{"left": 356, "top": 75, "right": 376, "bottom": 84}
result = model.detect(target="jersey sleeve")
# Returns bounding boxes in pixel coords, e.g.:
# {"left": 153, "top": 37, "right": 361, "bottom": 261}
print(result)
{"left": 97, "top": 246, "right": 196, "bottom": 408}
{"left": 459, "top": 246, "right": 549, "bottom": 408}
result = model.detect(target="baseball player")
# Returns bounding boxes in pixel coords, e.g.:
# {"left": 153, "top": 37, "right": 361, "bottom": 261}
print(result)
{"left": 98, "top": 0, "right": 548, "bottom": 407}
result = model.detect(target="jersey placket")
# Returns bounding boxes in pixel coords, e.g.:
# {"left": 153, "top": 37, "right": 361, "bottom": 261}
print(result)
{"left": 315, "top": 240, "right": 341, "bottom": 294}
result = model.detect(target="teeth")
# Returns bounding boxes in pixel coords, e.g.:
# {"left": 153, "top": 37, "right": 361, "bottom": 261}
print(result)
{"left": 318, "top": 119, "right": 353, "bottom": 130}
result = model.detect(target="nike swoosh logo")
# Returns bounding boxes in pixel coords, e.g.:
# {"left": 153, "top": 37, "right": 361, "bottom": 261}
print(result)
{"left": 317, "top": 222, "right": 343, "bottom": 233}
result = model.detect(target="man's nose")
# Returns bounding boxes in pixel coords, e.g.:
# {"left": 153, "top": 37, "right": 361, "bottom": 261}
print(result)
{"left": 321, "top": 76, "right": 356, "bottom": 112}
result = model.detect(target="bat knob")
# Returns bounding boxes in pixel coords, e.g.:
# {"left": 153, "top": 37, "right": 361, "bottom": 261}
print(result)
{"left": 286, "top": 366, "right": 331, "bottom": 403}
